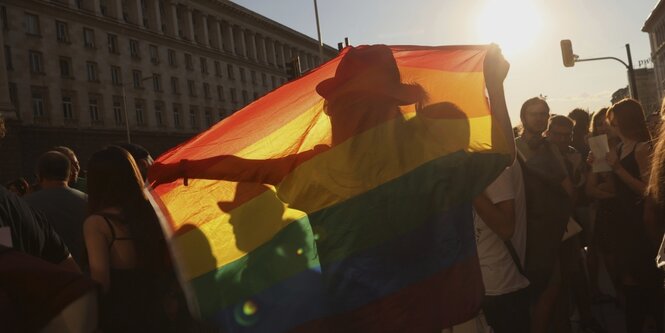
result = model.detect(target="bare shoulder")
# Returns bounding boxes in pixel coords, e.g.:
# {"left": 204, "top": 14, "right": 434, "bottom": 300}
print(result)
{"left": 83, "top": 214, "right": 110, "bottom": 235}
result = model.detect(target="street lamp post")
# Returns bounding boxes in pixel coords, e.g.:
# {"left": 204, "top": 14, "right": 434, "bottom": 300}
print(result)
{"left": 121, "top": 75, "right": 155, "bottom": 143}
{"left": 313, "top": 0, "right": 323, "bottom": 61}
{"left": 561, "top": 40, "right": 639, "bottom": 101}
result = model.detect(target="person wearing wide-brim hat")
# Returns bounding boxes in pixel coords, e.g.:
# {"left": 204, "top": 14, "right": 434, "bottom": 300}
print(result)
{"left": 316, "top": 45, "right": 427, "bottom": 107}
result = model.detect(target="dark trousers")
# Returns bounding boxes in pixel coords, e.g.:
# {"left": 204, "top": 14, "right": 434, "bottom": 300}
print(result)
{"left": 482, "top": 287, "right": 530, "bottom": 333}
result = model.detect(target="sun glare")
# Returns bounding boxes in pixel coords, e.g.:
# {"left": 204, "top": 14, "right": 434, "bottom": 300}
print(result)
{"left": 476, "top": 0, "right": 543, "bottom": 56}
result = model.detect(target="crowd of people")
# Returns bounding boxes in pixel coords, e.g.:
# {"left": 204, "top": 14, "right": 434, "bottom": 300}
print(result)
{"left": 0, "top": 121, "right": 193, "bottom": 332}
{"left": 472, "top": 96, "right": 665, "bottom": 333}
{"left": 2, "top": 47, "right": 665, "bottom": 333}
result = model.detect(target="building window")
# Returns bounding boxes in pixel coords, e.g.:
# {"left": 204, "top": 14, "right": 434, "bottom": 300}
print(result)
{"left": 135, "top": 100, "right": 145, "bottom": 125}
{"left": 62, "top": 96, "right": 73, "bottom": 120}
{"left": 203, "top": 83, "right": 211, "bottom": 99}
{"left": 173, "top": 104, "right": 181, "bottom": 128}
{"left": 261, "top": 73, "right": 267, "bottom": 86}
{"left": 187, "top": 80, "right": 196, "bottom": 97}
{"left": 189, "top": 107, "right": 198, "bottom": 129}
{"left": 155, "top": 103, "right": 163, "bottom": 127}
{"left": 205, "top": 109, "right": 212, "bottom": 127}
{"left": 29, "top": 51, "right": 43, "bottom": 74}
{"left": 171, "top": 77, "right": 179, "bottom": 94}
{"left": 200, "top": 57, "right": 208, "bottom": 74}
{"left": 149, "top": 45, "right": 159, "bottom": 64}
{"left": 25, "top": 14, "right": 40, "bottom": 35}
{"left": 132, "top": 70, "right": 142, "bottom": 88}
{"left": 129, "top": 39, "right": 140, "bottom": 58}
{"left": 271, "top": 76, "right": 276, "bottom": 89}
{"left": 113, "top": 97, "right": 123, "bottom": 126}
{"left": 153, "top": 74, "right": 162, "bottom": 92}
{"left": 242, "top": 90, "right": 248, "bottom": 105}
{"left": 251, "top": 70, "right": 256, "bottom": 84}
{"left": 4, "top": 45, "right": 11, "bottom": 70}
{"left": 83, "top": 28, "right": 95, "bottom": 48}
{"left": 214, "top": 61, "right": 221, "bottom": 77}
{"left": 253, "top": 92, "right": 259, "bottom": 100}
{"left": 167, "top": 49, "right": 176, "bottom": 67}
{"left": 89, "top": 96, "right": 100, "bottom": 122}
{"left": 217, "top": 85, "right": 224, "bottom": 101}
{"left": 55, "top": 21, "right": 69, "bottom": 42}
{"left": 111, "top": 65, "right": 122, "bottom": 85}
{"left": 227, "top": 64, "right": 234, "bottom": 79}
{"left": 230, "top": 88, "right": 237, "bottom": 102}
{"left": 108, "top": 34, "right": 118, "bottom": 53}
{"left": 32, "top": 92, "right": 45, "bottom": 118}
{"left": 59, "top": 57, "right": 72, "bottom": 78}
{"left": 185, "top": 53, "right": 193, "bottom": 70}
{"left": 8, "top": 82, "right": 17, "bottom": 107}
{"left": 239, "top": 68, "right": 246, "bottom": 82}
{"left": 86, "top": 62, "right": 98, "bottom": 81}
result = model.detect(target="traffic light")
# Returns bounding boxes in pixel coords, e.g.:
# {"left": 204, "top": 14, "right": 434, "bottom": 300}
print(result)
{"left": 286, "top": 56, "right": 301, "bottom": 80}
{"left": 560, "top": 40, "right": 576, "bottom": 67}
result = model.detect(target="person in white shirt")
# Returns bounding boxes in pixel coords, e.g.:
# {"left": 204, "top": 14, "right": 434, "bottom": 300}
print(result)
{"left": 473, "top": 160, "right": 529, "bottom": 333}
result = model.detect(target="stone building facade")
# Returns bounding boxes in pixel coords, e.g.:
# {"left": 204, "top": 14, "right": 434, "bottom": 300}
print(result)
{"left": 0, "top": 0, "right": 337, "bottom": 183}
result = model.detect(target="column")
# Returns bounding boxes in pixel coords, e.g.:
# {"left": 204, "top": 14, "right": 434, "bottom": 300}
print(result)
{"left": 145, "top": 0, "right": 162, "bottom": 33}
{"left": 201, "top": 15, "right": 210, "bottom": 47}
{"left": 278, "top": 43, "right": 286, "bottom": 68}
{"left": 300, "top": 51, "right": 309, "bottom": 70}
{"left": 90, "top": 0, "right": 102, "bottom": 16}
{"left": 126, "top": 0, "right": 143, "bottom": 27}
{"left": 265, "top": 38, "right": 276, "bottom": 66}
{"left": 256, "top": 34, "right": 267, "bottom": 63}
{"left": 108, "top": 0, "right": 123, "bottom": 21}
{"left": 247, "top": 31, "right": 257, "bottom": 61}
{"left": 223, "top": 21, "right": 235, "bottom": 54}
{"left": 209, "top": 18, "right": 221, "bottom": 49}
{"left": 235, "top": 26, "right": 247, "bottom": 57}
{"left": 164, "top": 1, "right": 179, "bottom": 38}
{"left": 183, "top": 7, "right": 195, "bottom": 41}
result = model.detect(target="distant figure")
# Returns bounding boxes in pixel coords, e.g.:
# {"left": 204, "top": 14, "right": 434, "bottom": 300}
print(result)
{"left": 52, "top": 146, "right": 87, "bottom": 193}
{"left": 25, "top": 151, "right": 88, "bottom": 266}
{"left": 117, "top": 143, "right": 154, "bottom": 181}
{"left": 5, "top": 178, "right": 30, "bottom": 197}
{"left": 568, "top": 108, "right": 591, "bottom": 159}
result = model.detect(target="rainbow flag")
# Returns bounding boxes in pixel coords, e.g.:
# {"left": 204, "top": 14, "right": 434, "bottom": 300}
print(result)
{"left": 148, "top": 45, "right": 512, "bottom": 332}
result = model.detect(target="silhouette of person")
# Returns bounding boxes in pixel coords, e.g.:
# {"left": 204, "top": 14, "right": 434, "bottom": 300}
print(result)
{"left": 151, "top": 44, "right": 513, "bottom": 330}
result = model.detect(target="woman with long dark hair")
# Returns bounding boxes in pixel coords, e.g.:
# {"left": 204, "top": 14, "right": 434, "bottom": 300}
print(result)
{"left": 605, "top": 99, "right": 662, "bottom": 333}
{"left": 83, "top": 146, "right": 173, "bottom": 332}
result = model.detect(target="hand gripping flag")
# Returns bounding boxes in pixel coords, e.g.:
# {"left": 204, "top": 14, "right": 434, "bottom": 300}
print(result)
{"left": 148, "top": 44, "right": 513, "bottom": 332}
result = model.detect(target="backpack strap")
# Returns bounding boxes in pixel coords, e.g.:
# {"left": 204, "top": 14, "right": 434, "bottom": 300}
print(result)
{"left": 504, "top": 240, "right": 526, "bottom": 277}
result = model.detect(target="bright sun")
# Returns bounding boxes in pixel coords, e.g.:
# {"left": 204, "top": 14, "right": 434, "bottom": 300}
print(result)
{"left": 476, "top": 0, "right": 543, "bottom": 56}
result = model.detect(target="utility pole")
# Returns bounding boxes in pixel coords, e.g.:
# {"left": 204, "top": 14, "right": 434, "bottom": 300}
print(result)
{"left": 313, "top": 0, "right": 323, "bottom": 61}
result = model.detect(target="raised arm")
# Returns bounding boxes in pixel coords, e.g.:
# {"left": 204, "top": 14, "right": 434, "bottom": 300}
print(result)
{"left": 484, "top": 45, "right": 515, "bottom": 161}
{"left": 149, "top": 148, "right": 324, "bottom": 188}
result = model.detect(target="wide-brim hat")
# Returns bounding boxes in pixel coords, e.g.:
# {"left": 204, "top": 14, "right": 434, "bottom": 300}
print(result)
{"left": 316, "top": 45, "right": 424, "bottom": 105}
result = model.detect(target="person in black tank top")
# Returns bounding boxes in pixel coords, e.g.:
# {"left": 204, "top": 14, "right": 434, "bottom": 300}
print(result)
{"left": 83, "top": 146, "right": 188, "bottom": 332}
{"left": 606, "top": 99, "right": 663, "bottom": 333}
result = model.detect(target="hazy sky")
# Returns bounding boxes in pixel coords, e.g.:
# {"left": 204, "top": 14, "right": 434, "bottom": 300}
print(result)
{"left": 231, "top": 0, "right": 657, "bottom": 122}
